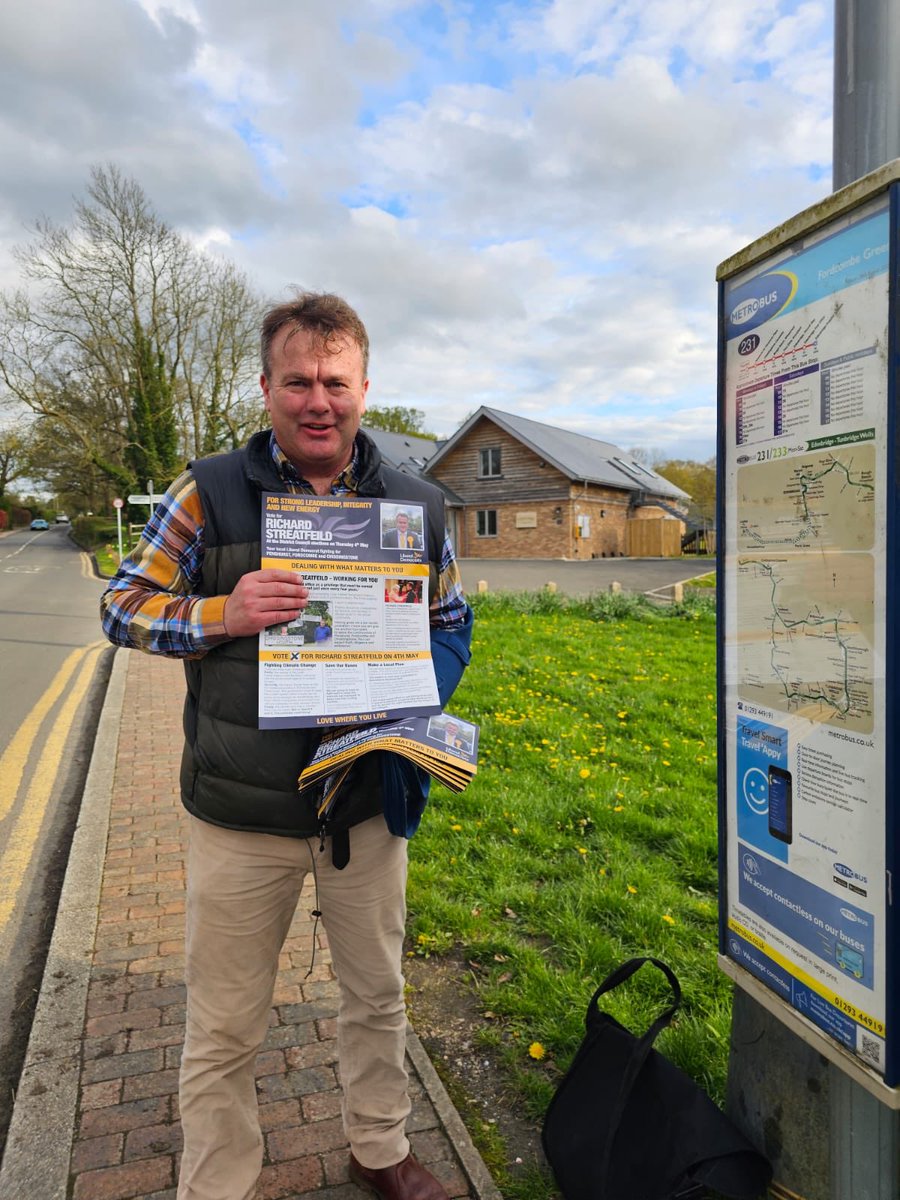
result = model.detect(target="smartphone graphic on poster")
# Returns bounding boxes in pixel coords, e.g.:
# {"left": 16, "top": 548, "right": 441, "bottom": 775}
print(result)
{"left": 768, "top": 765, "right": 793, "bottom": 843}
{"left": 836, "top": 942, "right": 864, "bottom": 979}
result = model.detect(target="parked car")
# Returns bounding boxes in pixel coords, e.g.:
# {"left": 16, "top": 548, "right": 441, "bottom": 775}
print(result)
{"left": 30, "top": 518, "right": 49, "bottom": 530}
{"left": 55, "top": 513, "right": 70, "bottom": 524}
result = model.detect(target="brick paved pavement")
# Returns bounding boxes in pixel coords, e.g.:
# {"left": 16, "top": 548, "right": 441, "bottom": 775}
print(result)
{"left": 1, "top": 650, "right": 496, "bottom": 1200}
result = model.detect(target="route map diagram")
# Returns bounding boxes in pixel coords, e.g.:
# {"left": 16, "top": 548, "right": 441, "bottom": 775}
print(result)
{"left": 736, "top": 554, "right": 874, "bottom": 731}
{"left": 735, "top": 447, "right": 876, "bottom": 732}
{"left": 737, "top": 446, "right": 875, "bottom": 553}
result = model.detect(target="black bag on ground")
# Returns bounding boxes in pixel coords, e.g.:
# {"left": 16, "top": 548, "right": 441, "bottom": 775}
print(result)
{"left": 541, "top": 958, "right": 772, "bottom": 1200}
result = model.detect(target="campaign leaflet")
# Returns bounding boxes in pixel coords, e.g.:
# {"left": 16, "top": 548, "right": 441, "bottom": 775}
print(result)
{"left": 258, "top": 494, "right": 441, "bottom": 729}
{"left": 299, "top": 711, "right": 479, "bottom": 817}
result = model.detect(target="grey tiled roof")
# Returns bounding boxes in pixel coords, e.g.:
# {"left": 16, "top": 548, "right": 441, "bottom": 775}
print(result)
{"left": 362, "top": 425, "right": 465, "bottom": 504}
{"left": 361, "top": 427, "right": 438, "bottom": 476}
{"left": 426, "top": 407, "right": 690, "bottom": 501}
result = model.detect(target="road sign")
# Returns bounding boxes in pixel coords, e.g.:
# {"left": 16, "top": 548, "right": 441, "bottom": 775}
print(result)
{"left": 113, "top": 498, "right": 124, "bottom": 509}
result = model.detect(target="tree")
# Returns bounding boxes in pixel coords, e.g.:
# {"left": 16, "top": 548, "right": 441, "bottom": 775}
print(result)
{"left": 24, "top": 413, "right": 115, "bottom": 515}
{"left": 176, "top": 257, "right": 264, "bottom": 456}
{"left": 363, "top": 405, "right": 435, "bottom": 437}
{"left": 125, "top": 321, "right": 178, "bottom": 487}
{"left": 0, "top": 426, "right": 36, "bottom": 498}
{"left": 653, "top": 457, "right": 717, "bottom": 527}
{"left": 627, "top": 445, "right": 666, "bottom": 468}
{"left": 0, "top": 164, "right": 263, "bottom": 504}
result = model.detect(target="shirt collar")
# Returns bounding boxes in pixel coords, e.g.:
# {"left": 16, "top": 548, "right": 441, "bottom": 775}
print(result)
{"left": 268, "top": 432, "right": 360, "bottom": 494}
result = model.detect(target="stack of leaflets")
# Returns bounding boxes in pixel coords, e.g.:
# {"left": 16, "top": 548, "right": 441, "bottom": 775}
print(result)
{"left": 299, "top": 712, "right": 479, "bottom": 820}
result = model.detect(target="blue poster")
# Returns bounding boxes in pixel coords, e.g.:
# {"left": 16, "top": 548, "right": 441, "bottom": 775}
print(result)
{"left": 735, "top": 716, "right": 789, "bottom": 863}
{"left": 738, "top": 844, "right": 874, "bottom": 989}
{"left": 724, "top": 209, "right": 889, "bottom": 340}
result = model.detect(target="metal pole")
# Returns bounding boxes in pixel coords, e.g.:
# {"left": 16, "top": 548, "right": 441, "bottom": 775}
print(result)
{"left": 833, "top": 0, "right": 900, "bottom": 190}
{"left": 116, "top": 506, "right": 123, "bottom": 564}
{"left": 830, "top": 4, "right": 900, "bottom": 1197}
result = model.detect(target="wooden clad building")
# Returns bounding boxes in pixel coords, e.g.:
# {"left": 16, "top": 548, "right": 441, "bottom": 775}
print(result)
{"left": 420, "top": 407, "right": 690, "bottom": 560}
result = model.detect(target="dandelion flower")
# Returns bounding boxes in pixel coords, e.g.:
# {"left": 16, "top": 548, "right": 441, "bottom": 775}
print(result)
{"left": 579, "top": 768, "right": 591, "bottom": 779}
{"left": 627, "top": 884, "right": 637, "bottom": 895}
{"left": 528, "top": 1042, "right": 546, "bottom": 1061}
{"left": 662, "top": 914, "right": 676, "bottom": 925}
{"left": 450, "top": 823, "right": 463, "bottom": 832}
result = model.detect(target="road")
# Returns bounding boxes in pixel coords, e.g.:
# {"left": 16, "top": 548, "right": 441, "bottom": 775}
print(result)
{"left": 0, "top": 524, "right": 112, "bottom": 1158}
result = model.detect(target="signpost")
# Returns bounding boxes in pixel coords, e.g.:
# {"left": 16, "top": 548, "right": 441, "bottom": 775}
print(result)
{"left": 717, "top": 159, "right": 900, "bottom": 1197}
{"left": 126, "top": 479, "right": 165, "bottom": 511}
{"left": 112, "top": 497, "right": 124, "bottom": 563}
{"left": 123, "top": 479, "right": 164, "bottom": 554}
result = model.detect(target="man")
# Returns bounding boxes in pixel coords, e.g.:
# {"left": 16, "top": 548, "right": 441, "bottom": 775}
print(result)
{"left": 443, "top": 720, "right": 463, "bottom": 749}
{"left": 384, "top": 510, "right": 423, "bottom": 550}
{"left": 101, "top": 292, "right": 473, "bottom": 1200}
{"left": 314, "top": 616, "right": 332, "bottom": 642}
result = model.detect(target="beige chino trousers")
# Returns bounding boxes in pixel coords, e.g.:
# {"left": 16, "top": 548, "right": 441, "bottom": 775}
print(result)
{"left": 177, "top": 814, "right": 411, "bottom": 1200}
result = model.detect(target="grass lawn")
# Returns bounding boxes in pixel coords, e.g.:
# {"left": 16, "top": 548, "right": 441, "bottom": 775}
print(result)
{"left": 406, "top": 589, "right": 727, "bottom": 1184}
{"left": 687, "top": 570, "right": 716, "bottom": 589}
{"left": 94, "top": 544, "right": 121, "bottom": 576}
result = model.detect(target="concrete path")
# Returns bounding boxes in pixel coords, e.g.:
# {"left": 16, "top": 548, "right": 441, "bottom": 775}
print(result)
{"left": 0, "top": 651, "right": 501, "bottom": 1200}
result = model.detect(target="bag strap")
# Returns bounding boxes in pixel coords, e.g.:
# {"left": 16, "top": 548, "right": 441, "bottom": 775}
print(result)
{"left": 587, "top": 955, "right": 681, "bottom": 1030}
{"left": 593, "top": 958, "right": 682, "bottom": 1192}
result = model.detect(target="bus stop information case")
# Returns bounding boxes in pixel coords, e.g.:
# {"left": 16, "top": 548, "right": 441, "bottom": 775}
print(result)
{"left": 717, "top": 161, "right": 900, "bottom": 1086}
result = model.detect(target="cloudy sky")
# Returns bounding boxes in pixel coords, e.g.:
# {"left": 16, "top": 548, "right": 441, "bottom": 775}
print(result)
{"left": 0, "top": 0, "right": 834, "bottom": 460}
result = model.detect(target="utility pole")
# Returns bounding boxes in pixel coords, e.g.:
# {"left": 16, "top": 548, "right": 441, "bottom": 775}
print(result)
{"left": 833, "top": 0, "right": 900, "bottom": 189}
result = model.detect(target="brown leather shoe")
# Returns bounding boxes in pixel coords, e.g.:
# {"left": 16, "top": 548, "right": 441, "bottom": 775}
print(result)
{"left": 349, "top": 1151, "right": 450, "bottom": 1200}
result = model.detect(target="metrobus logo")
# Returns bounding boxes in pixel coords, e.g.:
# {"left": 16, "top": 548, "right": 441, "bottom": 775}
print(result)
{"left": 834, "top": 862, "right": 867, "bottom": 884}
{"left": 728, "top": 270, "right": 797, "bottom": 336}
{"left": 731, "top": 296, "right": 774, "bottom": 325}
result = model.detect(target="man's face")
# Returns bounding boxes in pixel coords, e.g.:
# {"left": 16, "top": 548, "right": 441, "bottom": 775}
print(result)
{"left": 396, "top": 513, "right": 409, "bottom": 534}
{"left": 261, "top": 326, "right": 368, "bottom": 484}
{"left": 446, "top": 723, "right": 459, "bottom": 739}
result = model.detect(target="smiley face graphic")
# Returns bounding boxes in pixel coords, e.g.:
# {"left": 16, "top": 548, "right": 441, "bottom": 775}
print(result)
{"left": 742, "top": 767, "right": 769, "bottom": 814}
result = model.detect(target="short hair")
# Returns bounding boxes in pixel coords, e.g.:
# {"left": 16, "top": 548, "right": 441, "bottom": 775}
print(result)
{"left": 261, "top": 291, "right": 370, "bottom": 379}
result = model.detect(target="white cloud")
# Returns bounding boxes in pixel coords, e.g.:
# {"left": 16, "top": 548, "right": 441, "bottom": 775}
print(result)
{"left": 0, "top": 0, "right": 837, "bottom": 461}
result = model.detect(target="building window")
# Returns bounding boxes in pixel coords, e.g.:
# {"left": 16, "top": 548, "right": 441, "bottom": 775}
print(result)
{"left": 476, "top": 509, "right": 498, "bottom": 537}
{"left": 479, "top": 447, "right": 502, "bottom": 477}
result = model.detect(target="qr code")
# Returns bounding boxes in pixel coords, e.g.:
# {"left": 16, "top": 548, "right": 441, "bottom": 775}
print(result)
{"left": 859, "top": 1034, "right": 883, "bottom": 1068}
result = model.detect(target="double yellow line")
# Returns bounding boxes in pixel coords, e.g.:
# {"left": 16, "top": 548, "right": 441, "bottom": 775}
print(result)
{"left": 0, "top": 640, "right": 107, "bottom": 933}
